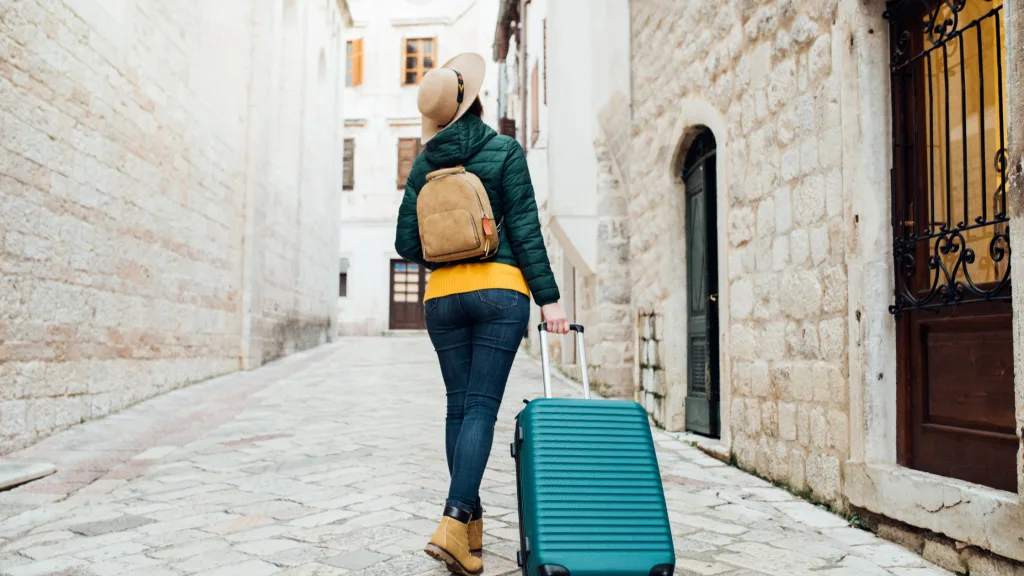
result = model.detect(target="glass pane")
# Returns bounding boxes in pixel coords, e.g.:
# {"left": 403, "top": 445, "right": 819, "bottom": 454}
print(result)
{"left": 395, "top": 262, "right": 407, "bottom": 271}
{"left": 406, "top": 40, "right": 417, "bottom": 54}
{"left": 423, "top": 56, "right": 434, "bottom": 69}
{"left": 406, "top": 56, "right": 418, "bottom": 70}
{"left": 422, "top": 39, "right": 433, "bottom": 54}
{"left": 922, "top": 0, "right": 1008, "bottom": 286}
{"left": 405, "top": 72, "right": 418, "bottom": 85}
{"left": 345, "top": 73, "right": 352, "bottom": 87}
{"left": 347, "top": 42, "right": 352, "bottom": 57}
{"left": 408, "top": 264, "right": 419, "bottom": 271}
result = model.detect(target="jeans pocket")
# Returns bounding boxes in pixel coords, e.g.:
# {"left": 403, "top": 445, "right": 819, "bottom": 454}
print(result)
{"left": 424, "top": 298, "right": 439, "bottom": 318}
{"left": 476, "top": 289, "right": 520, "bottom": 310}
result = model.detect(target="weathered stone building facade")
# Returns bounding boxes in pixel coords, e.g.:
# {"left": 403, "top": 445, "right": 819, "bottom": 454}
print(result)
{"left": 0, "top": 0, "right": 350, "bottom": 454}
{"left": 629, "top": 0, "right": 1024, "bottom": 569}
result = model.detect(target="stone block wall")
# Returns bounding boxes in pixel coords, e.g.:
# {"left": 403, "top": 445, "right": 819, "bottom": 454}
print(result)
{"left": 0, "top": 0, "right": 346, "bottom": 454}
{"left": 630, "top": 0, "right": 849, "bottom": 503}
{"left": 637, "top": 310, "right": 667, "bottom": 423}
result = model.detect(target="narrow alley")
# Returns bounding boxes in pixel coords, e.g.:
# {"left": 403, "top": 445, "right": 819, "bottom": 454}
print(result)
{"left": 0, "top": 338, "right": 949, "bottom": 576}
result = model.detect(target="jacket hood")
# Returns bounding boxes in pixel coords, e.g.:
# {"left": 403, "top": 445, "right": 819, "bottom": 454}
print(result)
{"left": 423, "top": 114, "right": 497, "bottom": 167}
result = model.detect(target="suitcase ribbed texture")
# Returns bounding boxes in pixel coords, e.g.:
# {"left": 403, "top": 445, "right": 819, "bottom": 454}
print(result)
{"left": 515, "top": 399, "right": 675, "bottom": 575}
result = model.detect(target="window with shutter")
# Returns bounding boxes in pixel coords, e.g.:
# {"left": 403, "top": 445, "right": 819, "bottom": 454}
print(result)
{"left": 397, "top": 137, "right": 421, "bottom": 189}
{"left": 343, "top": 138, "right": 355, "bottom": 190}
{"left": 531, "top": 64, "right": 540, "bottom": 146}
{"left": 346, "top": 39, "right": 363, "bottom": 87}
{"left": 402, "top": 38, "right": 437, "bottom": 86}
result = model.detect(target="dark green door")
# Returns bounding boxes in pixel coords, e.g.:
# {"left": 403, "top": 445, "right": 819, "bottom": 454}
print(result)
{"left": 683, "top": 130, "right": 720, "bottom": 437}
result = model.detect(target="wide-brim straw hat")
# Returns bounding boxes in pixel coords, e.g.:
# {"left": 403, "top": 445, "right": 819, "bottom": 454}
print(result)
{"left": 418, "top": 53, "right": 486, "bottom": 143}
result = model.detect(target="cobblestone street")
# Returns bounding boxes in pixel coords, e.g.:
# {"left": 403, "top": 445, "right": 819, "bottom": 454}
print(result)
{"left": 0, "top": 338, "right": 949, "bottom": 576}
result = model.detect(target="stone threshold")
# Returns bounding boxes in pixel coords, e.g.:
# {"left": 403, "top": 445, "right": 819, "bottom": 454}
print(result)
{"left": 382, "top": 329, "right": 428, "bottom": 337}
{"left": 846, "top": 461, "right": 1024, "bottom": 566}
{"left": 669, "top": 431, "right": 730, "bottom": 463}
{"left": 0, "top": 461, "right": 56, "bottom": 491}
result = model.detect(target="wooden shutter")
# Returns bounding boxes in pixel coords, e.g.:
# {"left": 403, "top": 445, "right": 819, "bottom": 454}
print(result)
{"left": 352, "top": 38, "right": 364, "bottom": 86}
{"left": 531, "top": 64, "right": 540, "bottom": 146}
{"left": 343, "top": 138, "right": 355, "bottom": 190}
{"left": 397, "top": 137, "right": 420, "bottom": 189}
{"left": 499, "top": 118, "right": 516, "bottom": 138}
{"left": 346, "top": 39, "right": 364, "bottom": 87}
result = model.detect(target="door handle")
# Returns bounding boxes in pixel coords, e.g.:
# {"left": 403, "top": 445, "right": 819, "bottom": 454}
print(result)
{"left": 709, "top": 294, "right": 718, "bottom": 302}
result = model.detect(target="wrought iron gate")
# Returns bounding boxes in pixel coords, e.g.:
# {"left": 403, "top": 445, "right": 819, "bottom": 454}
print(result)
{"left": 886, "top": 0, "right": 1009, "bottom": 315}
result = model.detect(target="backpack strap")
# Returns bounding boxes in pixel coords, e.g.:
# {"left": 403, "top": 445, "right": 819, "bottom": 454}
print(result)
{"left": 425, "top": 165, "right": 466, "bottom": 182}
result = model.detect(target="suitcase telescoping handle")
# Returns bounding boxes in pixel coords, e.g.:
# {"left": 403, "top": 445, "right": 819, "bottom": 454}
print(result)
{"left": 537, "top": 323, "right": 591, "bottom": 400}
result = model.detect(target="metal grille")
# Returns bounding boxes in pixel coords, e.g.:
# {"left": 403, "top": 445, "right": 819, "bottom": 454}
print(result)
{"left": 689, "top": 340, "right": 707, "bottom": 396}
{"left": 885, "top": 0, "right": 1010, "bottom": 317}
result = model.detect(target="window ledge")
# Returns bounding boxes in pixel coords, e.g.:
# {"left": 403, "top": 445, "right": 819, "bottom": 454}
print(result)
{"left": 845, "top": 461, "right": 1024, "bottom": 562}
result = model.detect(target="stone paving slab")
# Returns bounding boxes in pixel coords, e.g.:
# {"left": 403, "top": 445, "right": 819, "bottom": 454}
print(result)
{"left": 0, "top": 337, "right": 951, "bottom": 576}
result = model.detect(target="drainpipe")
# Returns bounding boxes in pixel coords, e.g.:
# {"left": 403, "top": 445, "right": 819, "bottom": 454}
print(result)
{"left": 519, "top": 0, "right": 528, "bottom": 152}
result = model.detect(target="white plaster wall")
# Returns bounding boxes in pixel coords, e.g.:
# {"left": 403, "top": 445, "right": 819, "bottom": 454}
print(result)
{"left": 546, "top": 0, "right": 631, "bottom": 273}
{"left": 337, "top": 0, "right": 500, "bottom": 334}
{"left": 337, "top": 224, "right": 401, "bottom": 336}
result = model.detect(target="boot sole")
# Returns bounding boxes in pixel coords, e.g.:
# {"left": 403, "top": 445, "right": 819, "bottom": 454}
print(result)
{"left": 424, "top": 543, "right": 483, "bottom": 575}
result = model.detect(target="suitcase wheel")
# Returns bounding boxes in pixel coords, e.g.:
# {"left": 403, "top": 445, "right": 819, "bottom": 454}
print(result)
{"left": 537, "top": 566, "right": 569, "bottom": 576}
{"left": 516, "top": 550, "right": 522, "bottom": 567}
{"left": 510, "top": 441, "right": 516, "bottom": 459}
{"left": 649, "top": 565, "right": 674, "bottom": 576}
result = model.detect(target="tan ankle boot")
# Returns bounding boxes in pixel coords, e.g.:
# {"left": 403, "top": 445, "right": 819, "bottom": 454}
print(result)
{"left": 468, "top": 517, "right": 483, "bottom": 557}
{"left": 424, "top": 507, "right": 483, "bottom": 575}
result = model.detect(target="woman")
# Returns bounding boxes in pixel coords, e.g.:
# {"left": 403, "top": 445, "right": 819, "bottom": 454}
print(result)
{"left": 394, "top": 53, "right": 569, "bottom": 575}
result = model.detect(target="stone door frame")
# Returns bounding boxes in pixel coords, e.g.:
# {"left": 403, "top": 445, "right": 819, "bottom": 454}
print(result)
{"left": 841, "top": 0, "right": 1024, "bottom": 562}
{"left": 665, "top": 99, "right": 734, "bottom": 449}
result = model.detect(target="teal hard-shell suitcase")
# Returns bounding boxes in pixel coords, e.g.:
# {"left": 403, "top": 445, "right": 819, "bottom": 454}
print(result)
{"left": 511, "top": 324, "right": 675, "bottom": 576}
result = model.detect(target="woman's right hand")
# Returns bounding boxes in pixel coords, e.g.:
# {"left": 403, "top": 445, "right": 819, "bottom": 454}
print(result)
{"left": 541, "top": 302, "right": 570, "bottom": 334}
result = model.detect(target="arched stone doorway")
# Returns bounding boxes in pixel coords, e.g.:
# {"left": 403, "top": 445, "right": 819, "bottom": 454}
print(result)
{"left": 683, "top": 128, "right": 721, "bottom": 438}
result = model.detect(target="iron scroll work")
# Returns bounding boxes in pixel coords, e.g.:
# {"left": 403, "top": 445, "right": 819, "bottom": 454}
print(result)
{"left": 884, "top": 0, "right": 1009, "bottom": 318}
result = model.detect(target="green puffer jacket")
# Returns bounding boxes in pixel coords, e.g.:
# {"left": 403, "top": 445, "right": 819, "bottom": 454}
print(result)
{"left": 394, "top": 114, "right": 560, "bottom": 306}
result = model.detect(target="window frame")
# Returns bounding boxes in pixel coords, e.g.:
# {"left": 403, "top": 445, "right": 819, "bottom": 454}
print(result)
{"left": 402, "top": 37, "right": 437, "bottom": 86}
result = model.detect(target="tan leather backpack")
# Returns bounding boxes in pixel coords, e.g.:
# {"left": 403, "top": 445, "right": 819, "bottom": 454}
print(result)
{"left": 417, "top": 166, "right": 500, "bottom": 263}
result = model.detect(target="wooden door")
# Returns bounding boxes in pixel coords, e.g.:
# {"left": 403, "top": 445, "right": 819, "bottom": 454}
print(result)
{"left": 683, "top": 130, "right": 720, "bottom": 438}
{"left": 389, "top": 259, "right": 428, "bottom": 330}
{"left": 888, "top": 0, "right": 1016, "bottom": 491}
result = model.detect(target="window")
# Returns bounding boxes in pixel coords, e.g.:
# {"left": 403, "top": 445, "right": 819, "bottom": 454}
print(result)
{"left": 499, "top": 118, "right": 516, "bottom": 138}
{"left": 531, "top": 64, "right": 540, "bottom": 147}
{"left": 886, "top": 0, "right": 1015, "bottom": 493}
{"left": 397, "top": 137, "right": 424, "bottom": 189}
{"left": 403, "top": 38, "right": 436, "bottom": 86}
{"left": 343, "top": 138, "right": 355, "bottom": 190}
{"left": 338, "top": 273, "right": 348, "bottom": 297}
{"left": 346, "top": 39, "right": 363, "bottom": 87}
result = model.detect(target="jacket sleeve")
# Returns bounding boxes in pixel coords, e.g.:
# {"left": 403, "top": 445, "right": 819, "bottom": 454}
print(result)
{"left": 394, "top": 177, "right": 428, "bottom": 268}
{"left": 501, "top": 139, "right": 561, "bottom": 306}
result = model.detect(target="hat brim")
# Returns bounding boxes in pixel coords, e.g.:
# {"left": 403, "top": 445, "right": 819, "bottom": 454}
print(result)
{"left": 421, "top": 53, "right": 486, "bottom": 144}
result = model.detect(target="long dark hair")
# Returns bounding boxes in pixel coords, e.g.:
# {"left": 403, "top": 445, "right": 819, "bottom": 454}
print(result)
{"left": 467, "top": 96, "right": 483, "bottom": 118}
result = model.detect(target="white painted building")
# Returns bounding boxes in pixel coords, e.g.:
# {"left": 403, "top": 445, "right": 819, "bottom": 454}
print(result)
{"left": 337, "top": 0, "right": 500, "bottom": 335}
{"left": 494, "top": 0, "right": 635, "bottom": 395}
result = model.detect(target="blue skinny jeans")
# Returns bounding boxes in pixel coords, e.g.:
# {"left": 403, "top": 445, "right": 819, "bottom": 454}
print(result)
{"left": 424, "top": 288, "right": 530, "bottom": 515}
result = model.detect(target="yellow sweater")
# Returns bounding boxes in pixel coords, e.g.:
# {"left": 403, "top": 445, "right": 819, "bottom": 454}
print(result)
{"left": 424, "top": 262, "right": 530, "bottom": 302}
